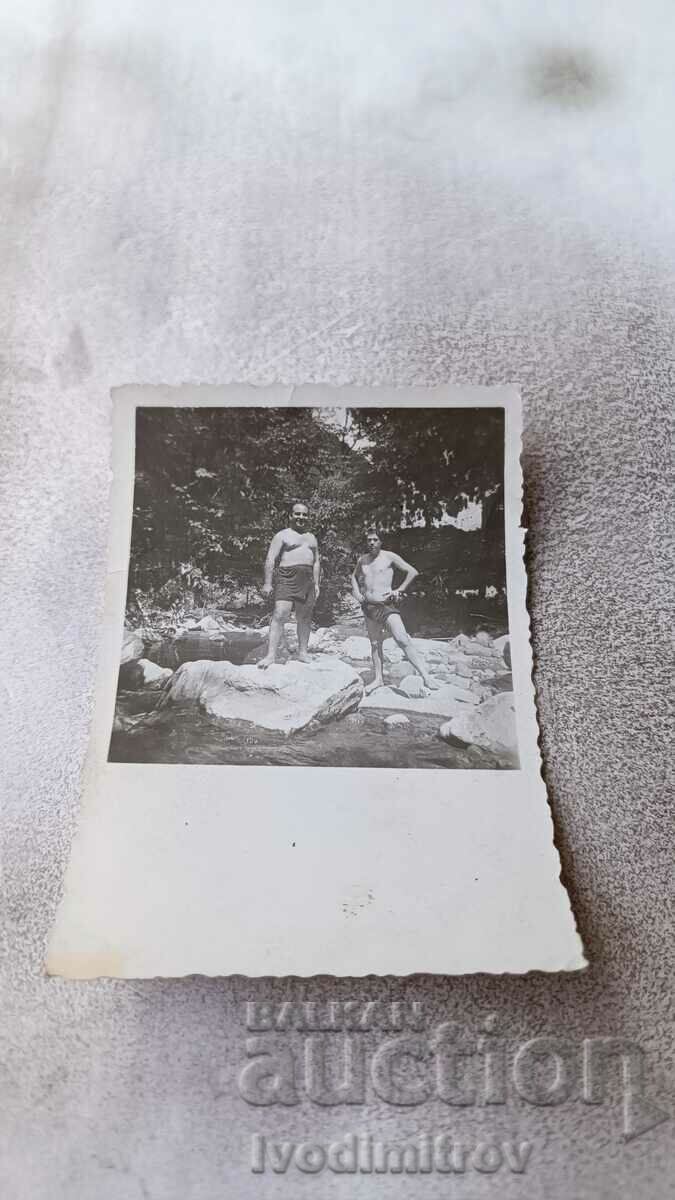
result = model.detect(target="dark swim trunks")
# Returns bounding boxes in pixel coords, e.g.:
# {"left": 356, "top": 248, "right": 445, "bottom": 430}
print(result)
{"left": 362, "top": 599, "right": 399, "bottom": 630}
{"left": 275, "top": 563, "right": 315, "bottom": 605}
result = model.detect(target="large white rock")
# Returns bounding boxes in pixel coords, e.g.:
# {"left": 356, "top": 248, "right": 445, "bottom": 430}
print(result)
{"left": 121, "top": 629, "right": 144, "bottom": 664}
{"left": 386, "top": 660, "right": 415, "bottom": 683}
{"left": 440, "top": 692, "right": 518, "bottom": 757}
{"left": 163, "top": 656, "right": 364, "bottom": 734}
{"left": 360, "top": 681, "right": 479, "bottom": 718}
{"left": 340, "top": 636, "right": 373, "bottom": 660}
{"left": 308, "top": 627, "right": 337, "bottom": 652}
{"left": 382, "top": 639, "right": 404, "bottom": 663}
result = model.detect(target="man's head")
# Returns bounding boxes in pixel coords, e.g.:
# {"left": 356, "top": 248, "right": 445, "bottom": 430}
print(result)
{"left": 365, "top": 527, "right": 382, "bottom": 554}
{"left": 290, "top": 502, "right": 310, "bottom": 530}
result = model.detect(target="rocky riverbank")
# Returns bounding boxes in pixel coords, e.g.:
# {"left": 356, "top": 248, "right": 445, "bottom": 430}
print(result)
{"left": 117, "top": 618, "right": 518, "bottom": 764}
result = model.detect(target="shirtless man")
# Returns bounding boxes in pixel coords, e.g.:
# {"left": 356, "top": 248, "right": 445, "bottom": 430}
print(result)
{"left": 351, "top": 528, "right": 439, "bottom": 694}
{"left": 258, "top": 502, "right": 320, "bottom": 668}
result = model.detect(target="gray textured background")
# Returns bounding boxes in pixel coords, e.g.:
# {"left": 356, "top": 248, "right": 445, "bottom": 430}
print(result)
{"left": 1, "top": 2, "right": 673, "bottom": 1197}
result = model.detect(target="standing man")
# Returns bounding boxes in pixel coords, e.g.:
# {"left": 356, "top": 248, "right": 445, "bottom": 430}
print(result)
{"left": 258, "top": 502, "right": 320, "bottom": 668}
{"left": 351, "top": 528, "right": 439, "bottom": 694}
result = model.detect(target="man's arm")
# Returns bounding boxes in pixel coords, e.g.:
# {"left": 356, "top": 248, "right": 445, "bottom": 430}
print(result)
{"left": 351, "top": 558, "right": 365, "bottom": 603}
{"left": 312, "top": 536, "right": 320, "bottom": 596}
{"left": 262, "top": 530, "right": 284, "bottom": 596}
{"left": 388, "top": 553, "right": 418, "bottom": 598}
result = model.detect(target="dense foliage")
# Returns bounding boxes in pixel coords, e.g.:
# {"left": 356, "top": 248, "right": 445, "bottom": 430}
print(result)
{"left": 127, "top": 406, "right": 505, "bottom": 627}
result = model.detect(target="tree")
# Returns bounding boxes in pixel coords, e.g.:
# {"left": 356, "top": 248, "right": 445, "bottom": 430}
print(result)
{"left": 126, "top": 405, "right": 505, "bottom": 624}
{"left": 128, "top": 406, "right": 369, "bottom": 601}
{"left": 347, "top": 407, "right": 504, "bottom": 528}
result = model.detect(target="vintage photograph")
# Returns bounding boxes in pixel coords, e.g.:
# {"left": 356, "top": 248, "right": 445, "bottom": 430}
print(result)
{"left": 111, "top": 404, "right": 518, "bottom": 768}
{"left": 49, "top": 386, "right": 584, "bottom": 979}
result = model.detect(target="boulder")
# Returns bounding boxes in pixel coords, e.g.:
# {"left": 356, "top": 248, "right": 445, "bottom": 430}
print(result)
{"left": 137, "top": 659, "right": 173, "bottom": 689}
{"left": 308, "top": 627, "right": 337, "bottom": 652}
{"left": 306, "top": 626, "right": 369, "bottom": 655}
{"left": 176, "top": 618, "right": 200, "bottom": 634}
{"left": 384, "top": 713, "right": 410, "bottom": 728}
{"left": 397, "top": 674, "right": 427, "bottom": 698}
{"left": 461, "top": 655, "right": 502, "bottom": 671}
{"left": 435, "top": 670, "right": 479, "bottom": 690}
{"left": 450, "top": 660, "right": 473, "bottom": 679}
{"left": 118, "top": 657, "right": 173, "bottom": 690}
{"left": 440, "top": 692, "right": 518, "bottom": 758}
{"left": 121, "top": 629, "right": 144, "bottom": 664}
{"left": 162, "top": 656, "right": 364, "bottom": 734}
{"left": 196, "top": 614, "right": 223, "bottom": 633}
{"left": 465, "top": 642, "right": 500, "bottom": 659}
{"left": 360, "top": 682, "right": 479, "bottom": 718}
{"left": 382, "top": 640, "right": 404, "bottom": 663}
{"left": 386, "top": 660, "right": 417, "bottom": 683}
{"left": 455, "top": 634, "right": 474, "bottom": 650}
{"left": 492, "top": 635, "right": 511, "bottom": 669}
{"left": 340, "top": 636, "right": 373, "bottom": 661}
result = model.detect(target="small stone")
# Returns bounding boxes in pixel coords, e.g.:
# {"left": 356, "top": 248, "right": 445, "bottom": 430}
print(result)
{"left": 384, "top": 713, "right": 410, "bottom": 728}
{"left": 475, "top": 631, "right": 492, "bottom": 646}
{"left": 344, "top": 711, "right": 366, "bottom": 727}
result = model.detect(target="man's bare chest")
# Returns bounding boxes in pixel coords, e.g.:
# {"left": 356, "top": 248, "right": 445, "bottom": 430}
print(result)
{"left": 283, "top": 532, "right": 313, "bottom": 552}
{"left": 362, "top": 555, "right": 392, "bottom": 581}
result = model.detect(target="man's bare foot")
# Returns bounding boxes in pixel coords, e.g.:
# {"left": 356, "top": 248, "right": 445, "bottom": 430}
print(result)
{"left": 257, "top": 657, "right": 275, "bottom": 669}
{"left": 297, "top": 652, "right": 312, "bottom": 663}
{"left": 365, "top": 679, "right": 385, "bottom": 695}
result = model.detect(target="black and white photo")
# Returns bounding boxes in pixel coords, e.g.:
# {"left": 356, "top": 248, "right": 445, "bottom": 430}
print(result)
{"left": 111, "top": 402, "right": 518, "bottom": 768}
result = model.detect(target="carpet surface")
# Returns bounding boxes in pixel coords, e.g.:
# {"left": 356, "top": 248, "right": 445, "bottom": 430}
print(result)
{"left": 1, "top": 3, "right": 673, "bottom": 1196}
